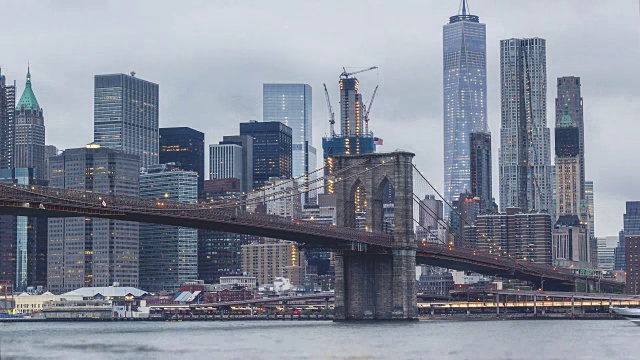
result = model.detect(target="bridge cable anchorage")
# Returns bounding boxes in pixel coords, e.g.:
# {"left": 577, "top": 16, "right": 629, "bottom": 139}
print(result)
{"left": 202, "top": 158, "right": 373, "bottom": 209}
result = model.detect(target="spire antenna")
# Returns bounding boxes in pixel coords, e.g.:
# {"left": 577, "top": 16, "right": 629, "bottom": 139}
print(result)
{"left": 461, "top": 0, "right": 469, "bottom": 16}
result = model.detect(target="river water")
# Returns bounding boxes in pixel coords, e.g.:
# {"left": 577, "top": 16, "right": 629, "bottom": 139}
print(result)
{"left": 0, "top": 320, "right": 637, "bottom": 359}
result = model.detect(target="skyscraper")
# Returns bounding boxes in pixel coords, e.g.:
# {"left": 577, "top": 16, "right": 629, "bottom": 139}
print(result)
{"left": 140, "top": 164, "right": 198, "bottom": 292}
{"left": 585, "top": 181, "right": 594, "bottom": 239}
{"left": 209, "top": 143, "right": 244, "bottom": 181}
{"left": 199, "top": 179, "right": 248, "bottom": 283}
{"left": 499, "top": 38, "right": 553, "bottom": 216}
{"left": 624, "top": 202, "right": 640, "bottom": 236}
{"left": 470, "top": 132, "right": 492, "bottom": 212}
{"left": 159, "top": 127, "right": 205, "bottom": 197}
{"left": 47, "top": 145, "right": 139, "bottom": 294}
{"left": 443, "top": 1, "right": 488, "bottom": 206}
{"left": 555, "top": 109, "right": 581, "bottom": 217}
{"left": 0, "top": 168, "right": 48, "bottom": 291}
{"left": 263, "top": 84, "right": 316, "bottom": 204}
{"left": 220, "top": 135, "right": 253, "bottom": 194}
{"left": 556, "top": 77, "right": 585, "bottom": 201}
{"left": 94, "top": 73, "right": 159, "bottom": 168}
{"left": 14, "top": 68, "right": 46, "bottom": 180}
{"left": 0, "top": 69, "right": 16, "bottom": 169}
{"left": 240, "top": 121, "right": 292, "bottom": 190}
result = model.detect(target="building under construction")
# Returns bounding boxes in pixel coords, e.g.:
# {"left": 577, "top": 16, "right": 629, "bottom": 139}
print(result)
{"left": 322, "top": 67, "right": 381, "bottom": 194}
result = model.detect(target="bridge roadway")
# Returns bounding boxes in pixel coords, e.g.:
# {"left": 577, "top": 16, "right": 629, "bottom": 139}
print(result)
{"left": 150, "top": 293, "right": 335, "bottom": 311}
{"left": 0, "top": 184, "right": 620, "bottom": 291}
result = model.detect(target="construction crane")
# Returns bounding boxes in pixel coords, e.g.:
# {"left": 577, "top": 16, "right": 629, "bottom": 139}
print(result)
{"left": 323, "top": 83, "right": 336, "bottom": 137}
{"left": 340, "top": 66, "right": 378, "bottom": 79}
{"left": 363, "top": 85, "right": 379, "bottom": 135}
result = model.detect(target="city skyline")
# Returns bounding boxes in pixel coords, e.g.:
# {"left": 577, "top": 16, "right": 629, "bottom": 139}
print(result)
{"left": 0, "top": 0, "right": 637, "bottom": 236}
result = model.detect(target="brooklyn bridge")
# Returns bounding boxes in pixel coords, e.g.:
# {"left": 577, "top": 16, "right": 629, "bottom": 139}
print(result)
{"left": 0, "top": 151, "right": 623, "bottom": 320}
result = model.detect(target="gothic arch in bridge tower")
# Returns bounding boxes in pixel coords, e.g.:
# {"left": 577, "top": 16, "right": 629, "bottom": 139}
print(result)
{"left": 333, "top": 151, "right": 418, "bottom": 320}
{"left": 335, "top": 151, "right": 415, "bottom": 246}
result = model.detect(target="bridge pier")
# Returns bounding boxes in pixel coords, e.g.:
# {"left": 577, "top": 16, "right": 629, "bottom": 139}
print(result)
{"left": 334, "top": 249, "right": 417, "bottom": 321}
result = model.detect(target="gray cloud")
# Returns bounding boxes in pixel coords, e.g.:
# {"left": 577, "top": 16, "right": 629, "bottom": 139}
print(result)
{"left": 1, "top": 0, "right": 638, "bottom": 237}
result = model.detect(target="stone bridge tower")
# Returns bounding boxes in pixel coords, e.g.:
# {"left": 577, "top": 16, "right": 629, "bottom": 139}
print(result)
{"left": 333, "top": 151, "right": 417, "bottom": 320}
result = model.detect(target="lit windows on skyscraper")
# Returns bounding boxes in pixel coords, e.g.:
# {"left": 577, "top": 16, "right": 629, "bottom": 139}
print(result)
{"left": 94, "top": 73, "right": 159, "bottom": 168}
{"left": 443, "top": 2, "right": 487, "bottom": 206}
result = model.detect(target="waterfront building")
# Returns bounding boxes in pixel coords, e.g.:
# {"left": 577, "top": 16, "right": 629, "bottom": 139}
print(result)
{"left": 0, "top": 69, "right": 16, "bottom": 169}
{"left": 94, "top": 73, "right": 159, "bottom": 168}
{"left": 476, "top": 208, "right": 552, "bottom": 264}
{"left": 418, "top": 269, "right": 454, "bottom": 297}
{"left": 219, "top": 275, "right": 257, "bottom": 290}
{"left": 241, "top": 240, "right": 300, "bottom": 285}
{"left": 13, "top": 291, "right": 56, "bottom": 315}
{"left": 159, "top": 127, "right": 204, "bottom": 197}
{"left": 263, "top": 84, "right": 316, "bottom": 205}
{"left": 626, "top": 235, "right": 640, "bottom": 295}
{"left": 499, "top": 38, "right": 553, "bottom": 217}
{"left": 139, "top": 164, "right": 198, "bottom": 292}
{"left": 443, "top": 0, "right": 488, "bottom": 207}
{"left": 47, "top": 145, "right": 139, "bottom": 294}
{"left": 239, "top": 121, "right": 292, "bottom": 190}
{"left": 14, "top": 68, "right": 46, "bottom": 180}
{"left": 0, "top": 168, "right": 48, "bottom": 291}
{"left": 621, "top": 202, "right": 640, "bottom": 276}
{"left": 198, "top": 179, "right": 247, "bottom": 284}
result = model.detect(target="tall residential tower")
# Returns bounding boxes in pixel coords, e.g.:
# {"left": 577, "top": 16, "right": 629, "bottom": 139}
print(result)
{"left": 0, "top": 69, "right": 16, "bottom": 169}
{"left": 499, "top": 38, "right": 553, "bottom": 216}
{"left": 443, "top": 0, "right": 488, "bottom": 206}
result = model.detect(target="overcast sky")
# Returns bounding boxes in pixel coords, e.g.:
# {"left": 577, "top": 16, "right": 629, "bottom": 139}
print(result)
{"left": 1, "top": 0, "right": 638, "bottom": 237}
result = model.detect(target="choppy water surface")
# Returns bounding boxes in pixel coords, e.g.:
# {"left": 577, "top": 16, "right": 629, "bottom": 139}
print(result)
{"left": 0, "top": 320, "right": 637, "bottom": 359}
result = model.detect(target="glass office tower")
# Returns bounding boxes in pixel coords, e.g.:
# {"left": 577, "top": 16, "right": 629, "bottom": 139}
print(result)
{"left": 94, "top": 73, "right": 159, "bottom": 168}
{"left": 140, "top": 164, "right": 198, "bottom": 292}
{"left": 443, "top": 2, "right": 488, "bottom": 207}
{"left": 159, "top": 127, "right": 205, "bottom": 197}
{"left": 0, "top": 168, "right": 48, "bottom": 291}
{"left": 239, "top": 121, "right": 292, "bottom": 190}
{"left": 263, "top": 84, "right": 315, "bottom": 204}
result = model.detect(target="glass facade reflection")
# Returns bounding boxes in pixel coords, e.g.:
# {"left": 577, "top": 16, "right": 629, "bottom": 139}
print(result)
{"left": 263, "top": 84, "right": 315, "bottom": 204}
{"left": 94, "top": 73, "right": 159, "bottom": 168}
{"left": 0, "top": 168, "right": 47, "bottom": 291}
{"left": 140, "top": 164, "right": 198, "bottom": 292}
{"left": 443, "top": 7, "right": 487, "bottom": 207}
{"left": 159, "top": 127, "right": 205, "bottom": 198}
{"left": 240, "top": 121, "right": 292, "bottom": 190}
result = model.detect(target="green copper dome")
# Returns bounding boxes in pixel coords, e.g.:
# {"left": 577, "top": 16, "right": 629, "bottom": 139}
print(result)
{"left": 16, "top": 66, "right": 40, "bottom": 111}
